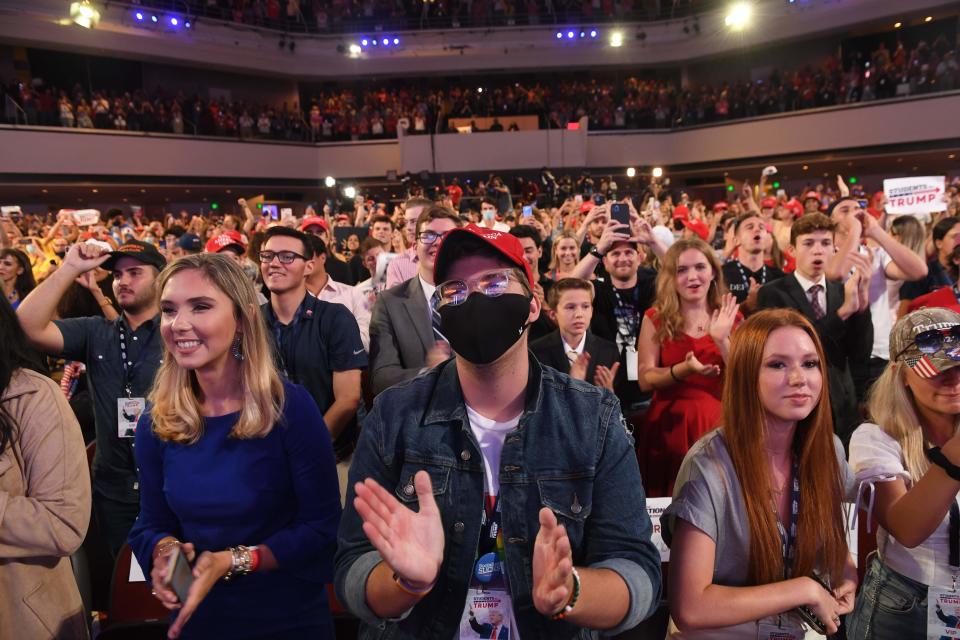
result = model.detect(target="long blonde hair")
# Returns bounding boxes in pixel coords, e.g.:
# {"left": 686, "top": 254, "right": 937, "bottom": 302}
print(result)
{"left": 867, "top": 361, "right": 960, "bottom": 483}
{"left": 548, "top": 230, "right": 580, "bottom": 272}
{"left": 652, "top": 238, "right": 726, "bottom": 342}
{"left": 149, "top": 254, "right": 284, "bottom": 444}
{"left": 723, "top": 309, "right": 848, "bottom": 585}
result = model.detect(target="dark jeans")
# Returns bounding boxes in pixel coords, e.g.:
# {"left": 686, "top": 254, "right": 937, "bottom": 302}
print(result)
{"left": 847, "top": 555, "right": 928, "bottom": 640}
{"left": 93, "top": 490, "right": 140, "bottom": 558}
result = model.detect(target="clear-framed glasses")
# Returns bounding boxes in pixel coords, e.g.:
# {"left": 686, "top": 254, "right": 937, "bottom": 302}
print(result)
{"left": 258, "top": 250, "right": 306, "bottom": 265}
{"left": 416, "top": 230, "right": 443, "bottom": 245}
{"left": 437, "top": 268, "right": 521, "bottom": 308}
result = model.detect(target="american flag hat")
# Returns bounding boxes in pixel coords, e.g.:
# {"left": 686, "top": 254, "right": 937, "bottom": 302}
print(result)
{"left": 890, "top": 308, "right": 960, "bottom": 379}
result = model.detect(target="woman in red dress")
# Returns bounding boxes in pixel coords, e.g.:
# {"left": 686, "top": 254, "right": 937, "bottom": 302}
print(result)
{"left": 636, "top": 238, "right": 741, "bottom": 497}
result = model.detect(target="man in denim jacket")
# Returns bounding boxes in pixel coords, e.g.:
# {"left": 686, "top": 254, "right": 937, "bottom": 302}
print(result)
{"left": 335, "top": 225, "right": 661, "bottom": 639}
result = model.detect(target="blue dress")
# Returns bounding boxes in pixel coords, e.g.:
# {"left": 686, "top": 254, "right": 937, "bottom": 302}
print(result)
{"left": 128, "top": 382, "right": 341, "bottom": 639}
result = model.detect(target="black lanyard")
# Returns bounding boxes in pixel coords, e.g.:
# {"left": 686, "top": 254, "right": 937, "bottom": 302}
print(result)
{"left": 272, "top": 295, "right": 315, "bottom": 384}
{"left": 117, "top": 319, "right": 157, "bottom": 397}
{"left": 950, "top": 501, "right": 960, "bottom": 569}
{"left": 774, "top": 456, "right": 801, "bottom": 580}
{"left": 735, "top": 261, "right": 767, "bottom": 288}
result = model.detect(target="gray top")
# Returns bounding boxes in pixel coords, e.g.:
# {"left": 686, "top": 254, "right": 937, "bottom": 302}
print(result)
{"left": 662, "top": 428, "right": 855, "bottom": 586}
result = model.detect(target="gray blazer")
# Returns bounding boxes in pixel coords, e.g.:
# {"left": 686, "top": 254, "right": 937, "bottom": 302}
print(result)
{"left": 369, "top": 276, "right": 436, "bottom": 396}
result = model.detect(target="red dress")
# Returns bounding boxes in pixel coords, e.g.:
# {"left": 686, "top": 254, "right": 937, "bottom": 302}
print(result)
{"left": 636, "top": 308, "right": 739, "bottom": 498}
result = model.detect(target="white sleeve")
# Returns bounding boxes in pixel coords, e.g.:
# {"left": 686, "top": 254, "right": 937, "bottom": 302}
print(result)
{"left": 849, "top": 422, "right": 910, "bottom": 484}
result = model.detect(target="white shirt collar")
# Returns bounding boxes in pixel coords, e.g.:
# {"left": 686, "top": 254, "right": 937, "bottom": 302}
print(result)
{"left": 562, "top": 333, "right": 587, "bottom": 355}
{"left": 419, "top": 275, "right": 437, "bottom": 306}
{"left": 793, "top": 270, "right": 825, "bottom": 293}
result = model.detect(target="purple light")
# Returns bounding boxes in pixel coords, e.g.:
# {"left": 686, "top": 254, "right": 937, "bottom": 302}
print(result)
{"left": 393, "top": 37, "right": 399, "bottom": 45}
{"left": 382, "top": 38, "right": 389, "bottom": 45}
{"left": 170, "top": 17, "right": 179, "bottom": 26}
{"left": 151, "top": 15, "right": 158, "bottom": 23}
{"left": 590, "top": 29, "right": 598, "bottom": 38}
{"left": 134, "top": 11, "right": 144, "bottom": 21}
{"left": 184, "top": 21, "right": 191, "bottom": 28}
{"left": 567, "top": 31, "right": 575, "bottom": 39}
{"left": 555, "top": 31, "right": 562, "bottom": 39}
{"left": 361, "top": 38, "right": 368, "bottom": 46}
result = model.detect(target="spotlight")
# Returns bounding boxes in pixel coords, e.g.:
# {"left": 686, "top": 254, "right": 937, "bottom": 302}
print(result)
{"left": 924, "top": 16, "right": 933, "bottom": 23}
{"left": 151, "top": 14, "right": 158, "bottom": 23}
{"left": 477, "top": 87, "right": 484, "bottom": 93}
{"left": 393, "top": 37, "right": 399, "bottom": 45}
{"left": 361, "top": 38, "right": 369, "bottom": 46}
{"left": 324, "top": 176, "right": 336, "bottom": 188}
{"left": 590, "top": 29, "right": 598, "bottom": 38}
{"left": 579, "top": 31, "right": 586, "bottom": 38}
{"left": 348, "top": 43, "right": 362, "bottom": 55}
{"left": 382, "top": 38, "right": 389, "bottom": 45}
{"left": 343, "top": 186, "right": 357, "bottom": 199}
{"left": 894, "top": 21, "right": 902, "bottom": 28}
{"left": 610, "top": 31, "right": 623, "bottom": 47}
{"left": 725, "top": 2, "right": 752, "bottom": 30}
{"left": 555, "top": 31, "right": 563, "bottom": 39}
{"left": 567, "top": 31, "right": 575, "bottom": 39}
{"left": 371, "top": 38, "right": 378, "bottom": 45}
{"left": 169, "top": 16, "right": 179, "bottom": 26}
{"left": 184, "top": 21, "right": 191, "bottom": 28}
{"left": 652, "top": 167, "right": 664, "bottom": 178}
{"left": 71, "top": 1, "right": 101, "bottom": 28}
{"left": 626, "top": 167, "right": 637, "bottom": 178}
{"left": 134, "top": 11, "right": 144, "bottom": 21}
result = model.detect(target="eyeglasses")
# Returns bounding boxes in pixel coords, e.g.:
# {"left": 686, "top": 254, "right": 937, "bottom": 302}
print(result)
{"left": 907, "top": 326, "right": 960, "bottom": 358}
{"left": 258, "top": 250, "right": 306, "bottom": 265}
{"left": 416, "top": 230, "right": 444, "bottom": 245}
{"left": 437, "top": 268, "right": 522, "bottom": 308}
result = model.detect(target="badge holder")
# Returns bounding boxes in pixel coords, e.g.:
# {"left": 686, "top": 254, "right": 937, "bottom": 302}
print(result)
{"left": 928, "top": 501, "right": 960, "bottom": 639}
{"left": 625, "top": 346, "right": 639, "bottom": 381}
{"left": 117, "top": 386, "right": 145, "bottom": 439}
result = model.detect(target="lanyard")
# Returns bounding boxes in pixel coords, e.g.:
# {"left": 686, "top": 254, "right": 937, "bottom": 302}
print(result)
{"left": 774, "top": 456, "right": 801, "bottom": 580}
{"left": 950, "top": 501, "right": 960, "bottom": 570}
{"left": 117, "top": 319, "right": 157, "bottom": 397}
{"left": 272, "top": 295, "right": 315, "bottom": 384}
{"left": 735, "top": 261, "right": 767, "bottom": 288}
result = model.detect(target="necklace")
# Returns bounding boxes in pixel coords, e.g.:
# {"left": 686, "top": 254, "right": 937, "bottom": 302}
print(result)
{"left": 5, "top": 289, "right": 17, "bottom": 302}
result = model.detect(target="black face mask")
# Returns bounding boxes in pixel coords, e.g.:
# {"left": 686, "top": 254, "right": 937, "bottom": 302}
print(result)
{"left": 439, "top": 293, "right": 531, "bottom": 365}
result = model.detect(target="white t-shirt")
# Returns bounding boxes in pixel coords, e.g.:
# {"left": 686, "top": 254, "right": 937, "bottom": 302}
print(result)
{"left": 850, "top": 422, "right": 960, "bottom": 587}
{"left": 864, "top": 246, "right": 897, "bottom": 360}
{"left": 458, "top": 404, "right": 522, "bottom": 639}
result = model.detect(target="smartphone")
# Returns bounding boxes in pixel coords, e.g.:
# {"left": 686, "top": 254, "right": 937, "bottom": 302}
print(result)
{"left": 610, "top": 203, "right": 630, "bottom": 225}
{"left": 165, "top": 546, "right": 195, "bottom": 604}
{"left": 593, "top": 194, "right": 606, "bottom": 206}
{"left": 262, "top": 204, "right": 279, "bottom": 221}
{"left": 857, "top": 199, "right": 869, "bottom": 209}
{"left": 522, "top": 205, "right": 533, "bottom": 218}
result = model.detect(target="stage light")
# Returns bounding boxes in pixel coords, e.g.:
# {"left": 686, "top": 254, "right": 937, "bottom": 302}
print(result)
{"left": 361, "top": 38, "right": 369, "bottom": 46}
{"left": 134, "top": 11, "right": 144, "bottom": 21}
{"left": 894, "top": 21, "right": 902, "bottom": 28}
{"left": 324, "top": 176, "right": 336, "bottom": 188}
{"left": 211, "top": 202, "right": 219, "bottom": 210}
{"left": 724, "top": 2, "right": 752, "bottom": 30}
{"left": 652, "top": 167, "right": 664, "bottom": 178}
{"left": 567, "top": 31, "right": 575, "bottom": 39}
{"left": 849, "top": 177, "right": 858, "bottom": 184}
{"left": 393, "top": 37, "right": 400, "bottom": 45}
{"left": 343, "top": 186, "right": 357, "bottom": 199}
{"left": 184, "top": 21, "right": 191, "bottom": 28}
{"left": 924, "top": 16, "right": 933, "bottom": 23}
{"left": 609, "top": 31, "right": 623, "bottom": 47}
{"left": 727, "top": 185, "right": 735, "bottom": 192}
{"left": 169, "top": 16, "right": 179, "bottom": 26}
{"left": 382, "top": 38, "right": 389, "bottom": 45}
{"left": 772, "top": 181, "right": 781, "bottom": 189}
{"left": 371, "top": 39, "right": 378, "bottom": 45}
{"left": 579, "top": 31, "right": 586, "bottom": 38}
{"left": 151, "top": 14, "right": 158, "bottom": 23}
{"left": 590, "top": 30, "right": 598, "bottom": 38}
{"left": 70, "top": 1, "right": 101, "bottom": 29}
{"left": 348, "top": 44, "right": 362, "bottom": 55}
{"left": 626, "top": 167, "right": 637, "bottom": 178}
{"left": 556, "top": 31, "right": 563, "bottom": 39}
{"left": 477, "top": 87, "right": 484, "bottom": 93}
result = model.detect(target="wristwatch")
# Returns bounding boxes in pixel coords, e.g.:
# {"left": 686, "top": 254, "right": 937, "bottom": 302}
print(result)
{"left": 589, "top": 246, "right": 606, "bottom": 260}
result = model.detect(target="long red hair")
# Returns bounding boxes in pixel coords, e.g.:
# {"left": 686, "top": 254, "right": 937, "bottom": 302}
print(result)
{"left": 722, "top": 308, "right": 848, "bottom": 585}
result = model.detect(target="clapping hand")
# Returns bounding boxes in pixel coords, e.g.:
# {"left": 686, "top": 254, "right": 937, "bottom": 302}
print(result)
{"left": 593, "top": 362, "right": 620, "bottom": 391}
{"left": 684, "top": 351, "right": 721, "bottom": 377}
{"left": 569, "top": 352, "right": 590, "bottom": 381}
{"left": 354, "top": 471, "right": 445, "bottom": 589}
{"left": 532, "top": 508, "right": 575, "bottom": 616}
{"left": 708, "top": 293, "right": 739, "bottom": 346}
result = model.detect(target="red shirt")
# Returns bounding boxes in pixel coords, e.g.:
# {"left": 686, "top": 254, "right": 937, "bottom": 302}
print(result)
{"left": 908, "top": 286, "right": 960, "bottom": 314}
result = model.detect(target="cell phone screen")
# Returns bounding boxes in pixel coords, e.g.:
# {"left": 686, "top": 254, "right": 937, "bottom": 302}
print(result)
{"left": 593, "top": 194, "right": 606, "bottom": 206}
{"left": 262, "top": 204, "right": 279, "bottom": 221}
{"left": 522, "top": 205, "right": 533, "bottom": 218}
{"left": 611, "top": 203, "right": 630, "bottom": 225}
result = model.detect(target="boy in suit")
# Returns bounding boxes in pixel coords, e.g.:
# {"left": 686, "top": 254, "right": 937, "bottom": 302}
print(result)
{"left": 530, "top": 278, "right": 621, "bottom": 391}
{"left": 757, "top": 212, "right": 873, "bottom": 445}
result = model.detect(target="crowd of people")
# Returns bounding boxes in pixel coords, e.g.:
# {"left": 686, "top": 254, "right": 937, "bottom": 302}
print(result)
{"left": 5, "top": 166, "right": 960, "bottom": 639}
{"left": 4, "top": 32, "right": 956, "bottom": 142}
{"left": 136, "top": 0, "right": 712, "bottom": 33}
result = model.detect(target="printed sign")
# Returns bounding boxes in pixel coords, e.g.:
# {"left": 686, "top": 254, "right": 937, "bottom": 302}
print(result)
{"left": 884, "top": 176, "right": 946, "bottom": 215}
{"left": 646, "top": 497, "right": 672, "bottom": 562}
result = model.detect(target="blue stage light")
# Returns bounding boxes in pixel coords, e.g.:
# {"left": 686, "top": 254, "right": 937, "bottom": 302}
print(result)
{"left": 151, "top": 15, "right": 158, "bottom": 23}
{"left": 567, "top": 31, "right": 575, "bottom": 39}
{"left": 361, "top": 38, "right": 368, "bottom": 46}
{"left": 590, "top": 29, "right": 598, "bottom": 38}
{"left": 169, "top": 16, "right": 179, "bottom": 27}
{"left": 556, "top": 31, "right": 562, "bottom": 39}
{"left": 134, "top": 11, "right": 144, "bottom": 21}
{"left": 393, "top": 37, "right": 399, "bottom": 45}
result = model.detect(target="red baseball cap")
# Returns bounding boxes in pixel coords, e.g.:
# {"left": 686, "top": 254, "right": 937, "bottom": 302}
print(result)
{"left": 785, "top": 199, "right": 804, "bottom": 217}
{"left": 803, "top": 191, "right": 820, "bottom": 201}
{"left": 580, "top": 201, "right": 595, "bottom": 214}
{"left": 712, "top": 202, "right": 729, "bottom": 212}
{"left": 300, "top": 215, "right": 329, "bottom": 232}
{"left": 205, "top": 230, "right": 246, "bottom": 254}
{"left": 681, "top": 218, "right": 710, "bottom": 241}
{"left": 433, "top": 223, "right": 534, "bottom": 288}
{"left": 672, "top": 204, "right": 690, "bottom": 220}
{"left": 760, "top": 196, "right": 777, "bottom": 209}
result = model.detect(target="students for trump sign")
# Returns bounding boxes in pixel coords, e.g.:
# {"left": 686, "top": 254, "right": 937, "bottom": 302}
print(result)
{"left": 884, "top": 176, "right": 946, "bottom": 215}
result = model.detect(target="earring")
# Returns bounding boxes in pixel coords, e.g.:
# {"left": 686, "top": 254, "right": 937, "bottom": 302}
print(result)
{"left": 231, "top": 334, "right": 244, "bottom": 361}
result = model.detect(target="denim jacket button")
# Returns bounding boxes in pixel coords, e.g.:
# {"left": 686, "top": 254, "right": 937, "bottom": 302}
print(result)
{"left": 453, "top": 521, "right": 465, "bottom": 533}
{"left": 460, "top": 450, "right": 471, "bottom": 461}
{"left": 403, "top": 483, "right": 415, "bottom": 496}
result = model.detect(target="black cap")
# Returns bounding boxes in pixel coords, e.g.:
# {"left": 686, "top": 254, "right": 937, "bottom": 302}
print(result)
{"left": 101, "top": 240, "right": 167, "bottom": 271}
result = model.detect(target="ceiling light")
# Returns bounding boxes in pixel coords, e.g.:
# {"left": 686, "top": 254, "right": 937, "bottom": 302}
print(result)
{"left": 924, "top": 16, "right": 933, "bottom": 22}
{"left": 348, "top": 44, "right": 362, "bottom": 56}
{"left": 70, "top": 1, "right": 101, "bottom": 29}
{"left": 343, "top": 186, "right": 357, "bottom": 199}
{"left": 626, "top": 167, "right": 636, "bottom": 178}
{"left": 324, "top": 176, "right": 336, "bottom": 187}
{"left": 609, "top": 31, "right": 623, "bottom": 47}
{"left": 652, "top": 167, "right": 663, "bottom": 178}
{"left": 894, "top": 21, "right": 902, "bottom": 28}
{"left": 724, "top": 2, "right": 752, "bottom": 30}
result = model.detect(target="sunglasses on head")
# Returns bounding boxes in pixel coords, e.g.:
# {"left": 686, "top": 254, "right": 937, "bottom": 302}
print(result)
{"left": 908, "top": 326, "right": 960, "bottom": 359}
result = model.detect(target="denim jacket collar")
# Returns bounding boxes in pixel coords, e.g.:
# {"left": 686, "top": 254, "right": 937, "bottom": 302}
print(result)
{"left": 421, "top": 351, "right": 545, "bottom": 428}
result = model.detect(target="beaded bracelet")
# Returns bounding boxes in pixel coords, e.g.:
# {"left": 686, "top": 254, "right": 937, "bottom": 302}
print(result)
{"left": 392, "top": 572, "right": 436, "bottom": 596}
{"left": 550, "top": 567, "right": 581, "bottom": 621}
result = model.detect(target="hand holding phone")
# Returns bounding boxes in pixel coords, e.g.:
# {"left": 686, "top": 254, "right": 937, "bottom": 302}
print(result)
{"left": 165, "top": 545, "right": 195, "bottom": 604}
{"left": 610, "top": 203, "right": 630, "bottom": 225}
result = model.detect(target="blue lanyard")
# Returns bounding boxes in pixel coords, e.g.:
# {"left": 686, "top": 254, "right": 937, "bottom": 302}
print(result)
{"left": 774, "top": 456, "right": 801, "bottom": 580}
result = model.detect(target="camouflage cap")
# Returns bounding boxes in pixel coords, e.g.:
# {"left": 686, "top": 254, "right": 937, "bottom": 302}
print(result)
{"left": 890, "top": 308, "right": 960, "bottom": 378}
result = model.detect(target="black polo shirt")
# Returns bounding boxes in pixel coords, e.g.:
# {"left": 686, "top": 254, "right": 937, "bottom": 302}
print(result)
{"left": 721, "top": 260, "right": 785, "bottom": 304}
{"left": 261, "top": 293, "right": 367, "bottom": 453}
{"left": 55, "top": 314, "right": 163, "bottom": 504}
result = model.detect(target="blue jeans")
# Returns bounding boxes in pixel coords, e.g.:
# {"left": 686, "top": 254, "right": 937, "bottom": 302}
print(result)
{"left": 847, "top": 555, "right": 928, "bottom": 640}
